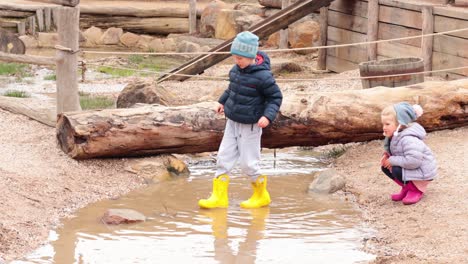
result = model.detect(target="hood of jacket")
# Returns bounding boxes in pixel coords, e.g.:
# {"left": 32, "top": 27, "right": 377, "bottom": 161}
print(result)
{"left": 398, "top": 123, "right": 426, "bottom": 140}
{"left": 235, "top": 50, "right": 271, "bottom": 73}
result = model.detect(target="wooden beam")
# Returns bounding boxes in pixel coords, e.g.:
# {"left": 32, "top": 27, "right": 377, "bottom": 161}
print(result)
{"left": 317, "top": 6, "right": 328, "bottom": 70}
{"left": 56, "top": 6, "right": 81, "bottom": 114}
{"left": 44, "top": 7, "right": 52, "bottom": 31}
{"left": 0, "top": 10, "right": 33, "bottom": 18}
{"left": 0, "top": 51, "right": 55, "bottom": 65}
{"left": 379, "top": 5, "right": 422, "bottom": 29}
{"left": 17, "top": 22, "right": 26, "bottom": 36}
{"left": 367, "top": 0, "right": 379, "bottom": 61}
{"left": 189, "top": 0, "right": 197, "bottom": 34}
{"left": 327, "top": 10, "right": 367, "bottom": 34}
{"left": 48, "top": 0, "right": 80, "bottom": 7}
{"left": 421, "top": 6, "right": 434, "bottom": 75}
{"left": 80, "top": 16, "right": 189, "bottom": 34}
{"left": 329, "top": 0, "right": 368, "bottom": 17}
{"left": 279, "top": 0, "right": 290, "bottom": 49}
{"left": 326, "top": 55, "right": 359, "bottom": 72}
{"left": 27, "top": 16, "right": 36, "bottom": 35}
{"left": 434, "top": 15, "right": 468, "bottom": 39}
{"left": 36, "top": 9, "right": 44, "bottom": 32}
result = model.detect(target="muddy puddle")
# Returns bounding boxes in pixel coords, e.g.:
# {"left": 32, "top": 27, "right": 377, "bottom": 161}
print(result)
{"left": 14, "top": 149, "right": 375, "bottom": 263}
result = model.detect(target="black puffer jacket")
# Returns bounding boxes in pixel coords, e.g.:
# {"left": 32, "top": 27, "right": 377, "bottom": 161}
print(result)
{"left": 218, "top": 51, "right": 283, "bottom": 124}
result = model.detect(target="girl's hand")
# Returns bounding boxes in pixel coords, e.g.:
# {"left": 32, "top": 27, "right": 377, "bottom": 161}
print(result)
{"left": 216, "top": 103, "right": 224, "bottom": 114}
{"left": 257, "top": 116, "right": 270, "bottom": 128}
{"left": 382, "top": 159, "right": 392, "bottom": 170}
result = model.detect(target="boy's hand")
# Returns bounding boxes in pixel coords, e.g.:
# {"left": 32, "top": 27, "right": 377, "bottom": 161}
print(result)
{"left": 257, "top": 116, "right": 270, "bottom": 128}
{"left": 216, "top": 103, "right": 224, "bottom": 114}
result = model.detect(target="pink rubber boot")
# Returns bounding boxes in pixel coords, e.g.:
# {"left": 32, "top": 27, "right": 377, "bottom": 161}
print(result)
{"left": 402, "top": 181, "right": 424, "bottom": 205}
{"left": 391, "top": 179, "right": 409, "bottom": 201}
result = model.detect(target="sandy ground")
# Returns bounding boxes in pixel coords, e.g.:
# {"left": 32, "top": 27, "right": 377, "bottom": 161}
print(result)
{"left": 0, "top": 109, "right": 147, "bottom": 262}
{"left": 0, "top": 44, "right": 467, "bottom": 264}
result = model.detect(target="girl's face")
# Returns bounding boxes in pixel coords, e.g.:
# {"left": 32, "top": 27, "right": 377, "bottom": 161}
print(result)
{"left": 381, "top": 115, "right": 398, "bottom": 137}
{"left": 233, "top": 55, "right": 254, "bottom": 69}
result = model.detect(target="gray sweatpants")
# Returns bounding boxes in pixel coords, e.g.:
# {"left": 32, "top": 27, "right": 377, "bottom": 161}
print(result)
{"left": 215, "top": 119, "right": 262, "bottom": 182}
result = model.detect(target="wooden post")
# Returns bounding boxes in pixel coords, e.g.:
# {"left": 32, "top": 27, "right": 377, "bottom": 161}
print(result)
{"left": 421, "top": 6, "right": 434, "bottom": 76}
{"left": 44, "top": 7, "right": 52, "bottom": 32}
{"left": 36, "top": 9, "right": 44, "bottom": 32}
{"left": 189, "top": 0, "right": 197, "bottom": 34}
{"left": 317, "top": 6, "right": 328, "bottom": 70}
{"left": 279, "top": 0, "right": 290, "bottom": 49}
{"left": 56, "top": 6, "right": 81, "bottom": 114}
{"left": 367, "top": 0, "right": 379, "bottom": 61}
{"left": 27, "top": 16, "right": 36, "bottom": 35}
{"left": 17, "top": 22, "right": 26, "bottom": 36}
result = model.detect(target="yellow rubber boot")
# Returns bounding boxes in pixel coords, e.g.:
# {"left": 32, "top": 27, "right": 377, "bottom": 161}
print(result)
{"left": 240, "top": 175, "right": 271, "bottom": 209}
{"left": 199, "top": 174, "right": 229, "bottom": 209}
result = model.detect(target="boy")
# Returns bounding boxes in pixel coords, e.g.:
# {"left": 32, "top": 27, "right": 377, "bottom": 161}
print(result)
{"left": 198, "top": 31, "right": 283, "bottom": 209}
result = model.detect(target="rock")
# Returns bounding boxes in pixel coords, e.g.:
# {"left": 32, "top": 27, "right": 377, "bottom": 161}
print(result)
{"left": 235, "top": 14, "right": 263, "bottom": 32}
{"left": 148, "top": 38, "right": 165, "bottom": 52}
{"left": 163, "top": 38, "right": 176, "bottom": 51}
{"left": 234, "top": 3, "right": 264, "bottom": 16}
{"left": 37, "top": 32, "right": 58, "bottom": 48}
{"left": 83, "top": 26, "right": 103, "bottom": 45}
{"left": 167, "top": 34, "right": 224, "bottom": 48}
{"left": 200, "top": 0, "right": 228, "bottom": 38}
{"left": 176, "top": 40, "right": 201, "bottom": 53}
{"left": 215, "top": 9, "right": 245, "bottom": 40}
{"left": 100, "top": 27, "right": 123, "bottom": 45}
{"left": 116, "top": 80, "right": 173, "bottom": 108}
{"left": 136, "top": 35, "right": 153, "bottom": 50}
{"left": 289, "top": 20, "right": 321, "bottom": 54}
{"left": 308, "top": 169, "right": 346, "bottom": 194}
{"left": 126, "top": 155, "right": 190, "bottom": 183}
{"left": 101, "top": 209, "right": 145, "bottom": 225}
{"left": 120, "top": 32, "right": 140, "bottom": 48}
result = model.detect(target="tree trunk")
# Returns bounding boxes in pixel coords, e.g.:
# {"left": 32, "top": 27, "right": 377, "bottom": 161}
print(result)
{"left": 57, "top": 80, "right": 468, "bottom": 159}
{"left": 80, "top": 16, "right": 188, "bottom": 34}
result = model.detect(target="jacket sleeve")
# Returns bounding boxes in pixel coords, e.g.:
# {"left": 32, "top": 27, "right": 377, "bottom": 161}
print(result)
{"left": 261, "top": 72, "right": 283, "bottom": 122}
{"left": 218, "top": 90, "right": 229, "bottom": 105}
{"left": 388, "top": 136, "right": 425, "bottom": 169}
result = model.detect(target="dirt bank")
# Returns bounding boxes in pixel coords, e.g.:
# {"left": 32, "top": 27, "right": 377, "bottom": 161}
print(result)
{"left": 0, "top": 109, "right": 147, "bottom": 262}
{"left": 335, "top": 126, "right": 467, "bottom": 263}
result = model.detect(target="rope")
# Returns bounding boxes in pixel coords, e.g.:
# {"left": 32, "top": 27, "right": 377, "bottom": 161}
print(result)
{"left": 85, "top": 62, "right": 468, "bottom": 82}
{"left": 82, "top": 27, "right": 468, "bottom": 56}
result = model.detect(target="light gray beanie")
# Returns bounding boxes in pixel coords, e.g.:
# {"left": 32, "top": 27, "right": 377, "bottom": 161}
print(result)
{"left": 393, "top": 102, "right": 423, "bottom": 126}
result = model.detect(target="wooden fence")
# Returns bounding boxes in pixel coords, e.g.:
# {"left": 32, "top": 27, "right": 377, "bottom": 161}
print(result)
{"left": 318, "top": 0, "right": 468, "bottom": 79}
{"left": 0, "top": 0, "right": 81, "bottom": 114}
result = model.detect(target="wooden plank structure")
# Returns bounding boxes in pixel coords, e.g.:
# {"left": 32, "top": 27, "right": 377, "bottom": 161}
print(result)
{"left": 324, "top": 0, "right": 468, "bottom": 79}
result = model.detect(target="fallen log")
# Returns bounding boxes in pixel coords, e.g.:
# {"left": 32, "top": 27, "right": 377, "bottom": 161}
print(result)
{"left": 79, "top": 5, "right": 204, "bottom": 18}
{"left": 57, "top": 80, "right": 468, "bottom": 159}
{"left": 80, "top": 16, "right": 189, "bottom": 34}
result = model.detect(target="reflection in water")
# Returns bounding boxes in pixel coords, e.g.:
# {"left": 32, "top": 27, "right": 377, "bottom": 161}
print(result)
{"left": 15, "top": 149, "right": 375, "bottom": 264}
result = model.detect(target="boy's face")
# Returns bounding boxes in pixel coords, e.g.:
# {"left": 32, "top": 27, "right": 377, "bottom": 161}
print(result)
{"left": 381, "top": 115, "right": 398, "bottom": 137}
{"left": 233, "top": 55, "right": 255, "bottom": 69}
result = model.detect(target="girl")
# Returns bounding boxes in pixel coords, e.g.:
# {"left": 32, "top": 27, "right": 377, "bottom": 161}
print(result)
{"left": 380, "top": 102, "right": 437, "bottom": 205}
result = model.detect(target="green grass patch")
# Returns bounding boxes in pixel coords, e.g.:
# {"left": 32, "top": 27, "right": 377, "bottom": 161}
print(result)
{"left": 323, "top": 145, "right": 348, "bottom": 159}
{"left": 3, "top": 90, "right": 30, "bottom": 98}
{"left": 0, "top": 63, "right": 30, "bottom": 77}
{"left": 97, "top": 66, "right": 136, "bottom": 77}
{"left": 80, "top": 94, "right": 115, "bottom": 110}
{"left": 44, "top": 74, "right": 56, "bottom": 81}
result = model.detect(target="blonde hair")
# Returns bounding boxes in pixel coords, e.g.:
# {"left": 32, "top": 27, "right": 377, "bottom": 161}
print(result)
{"left": 381, "top": 105, "right": 397, "bottom": 122}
